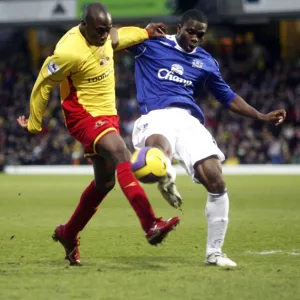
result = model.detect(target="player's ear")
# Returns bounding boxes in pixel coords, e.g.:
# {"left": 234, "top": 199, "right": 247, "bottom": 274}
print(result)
{"left": 177, "top": 23, "right": 182, "bottom": 34}
{"left": 81, "top": 19, "right": 87, "bottom": 27}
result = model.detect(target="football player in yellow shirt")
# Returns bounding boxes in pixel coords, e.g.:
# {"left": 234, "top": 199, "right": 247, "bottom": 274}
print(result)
{"left": 17, "top": 2, "right": 179, "bottom": 266}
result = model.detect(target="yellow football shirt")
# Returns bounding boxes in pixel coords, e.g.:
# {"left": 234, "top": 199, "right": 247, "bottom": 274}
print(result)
{"left": 27, "top": 26, "right": 148, "bottom": 133}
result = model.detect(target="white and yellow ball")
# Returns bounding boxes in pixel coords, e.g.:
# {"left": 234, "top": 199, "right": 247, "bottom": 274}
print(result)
{"left": 131, "top": 147, "right": 167, "bottom": 183}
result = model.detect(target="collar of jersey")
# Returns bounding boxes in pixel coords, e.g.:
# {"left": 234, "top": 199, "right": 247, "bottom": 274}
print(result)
{"left": 167, "top": 35, "right": 198, "bottom": 54}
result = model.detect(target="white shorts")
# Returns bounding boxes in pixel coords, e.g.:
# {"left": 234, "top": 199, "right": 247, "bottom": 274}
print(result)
{"left": 132, "top": 108, "right": 225, "bottom": 182}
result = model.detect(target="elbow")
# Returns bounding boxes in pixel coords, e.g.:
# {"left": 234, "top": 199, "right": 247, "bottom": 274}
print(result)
{"left": 110, "top": 28, "right": 119, "bottom": 50}
{"left": 112, "top": 42, "right": 120, "bottom": 50}
{"left": 228, "top": 95, "right": 239, "bottom": 110}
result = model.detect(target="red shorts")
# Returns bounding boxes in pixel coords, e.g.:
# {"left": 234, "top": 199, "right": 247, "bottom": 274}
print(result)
{"left": 66, "top": 115, "right": 120, "bottom": 157}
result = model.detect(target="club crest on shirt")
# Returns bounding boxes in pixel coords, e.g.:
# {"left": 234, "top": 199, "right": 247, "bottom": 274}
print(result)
{"left": 192, "top": 59, "right": 203, "bottom": 69}
{"left": 171, "top": 64, "right": 184, "bottom": 75}
{"left": 99, "top": 56, "right": 110, "bottom": 65}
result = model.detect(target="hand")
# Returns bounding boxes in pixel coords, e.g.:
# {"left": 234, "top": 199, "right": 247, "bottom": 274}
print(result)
{"left": 262, "top": 109, "right": 286, "bottom": 126}
{"left": 145, "top": 23, "right": 167, "bottom": 38}
{"left": 17, "top": 115, "right": 29, "bottom": 131}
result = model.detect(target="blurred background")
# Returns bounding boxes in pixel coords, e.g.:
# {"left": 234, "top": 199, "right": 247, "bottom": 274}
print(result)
{"left": 1, "top": 0, "right": 300, "bottom": 170}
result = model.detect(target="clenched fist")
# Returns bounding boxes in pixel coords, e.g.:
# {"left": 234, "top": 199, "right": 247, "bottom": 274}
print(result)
{"left": 261, "top": 109, "right": 286, "bottom": 126}
{"left": 146, "top": 23, "right": 167, "bottom": 38}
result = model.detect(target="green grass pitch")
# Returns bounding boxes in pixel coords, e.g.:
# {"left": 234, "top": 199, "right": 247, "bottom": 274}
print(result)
{"left": 0, "top": 174, "right": 300, "bottom": 300}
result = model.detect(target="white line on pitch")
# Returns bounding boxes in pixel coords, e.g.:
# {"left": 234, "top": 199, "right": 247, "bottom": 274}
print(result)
{"left": 246, "top": 250, "right": 299, "bottom": 256}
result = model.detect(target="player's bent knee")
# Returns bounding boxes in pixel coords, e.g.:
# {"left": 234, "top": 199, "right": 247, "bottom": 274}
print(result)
{"left": 111, "top": 145, "right": 131, "bottom": 164}
{"left": 207, "top": 178, "right": 226, "bottom": 194}
{"left": 94, "top": 177, "right": 116, "bottom": 194}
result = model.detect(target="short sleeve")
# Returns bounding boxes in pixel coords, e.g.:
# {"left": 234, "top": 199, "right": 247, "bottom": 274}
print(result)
{"left": 206, "top": 59, "right": 236, "bottom": 107}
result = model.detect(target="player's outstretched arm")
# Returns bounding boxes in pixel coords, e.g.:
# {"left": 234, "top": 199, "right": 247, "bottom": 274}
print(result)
{"left": 229, "top": 95, "right": 286, "bottom": 126}
{"left": 17, "top": 72, "right": 56, "bottom": 133}
{"left": 206, "top": 59, "right": 286, "bottom": 126}
{"left": 17, "top": 52, "right": 79, "bottom": 133}
{"left": 112, "top": 23, "right": 166, "bottom": 51}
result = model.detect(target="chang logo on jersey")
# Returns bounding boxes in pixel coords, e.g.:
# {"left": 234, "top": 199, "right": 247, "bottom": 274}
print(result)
{"left": 171, "top": 64, "right": 184, "bottom": 75}
{"left": 88, "top": 71, "right": 110, "bottom": 83}
{"left": 157, "top": 65, "right": 192, "bottom": 87}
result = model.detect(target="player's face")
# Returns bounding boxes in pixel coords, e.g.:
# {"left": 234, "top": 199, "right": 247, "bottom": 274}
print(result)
{"left": 176, "top": 19, "right": 207, "bottom": 52}
{"left": 83, "top": 12, "right": 112, "bottom": 47}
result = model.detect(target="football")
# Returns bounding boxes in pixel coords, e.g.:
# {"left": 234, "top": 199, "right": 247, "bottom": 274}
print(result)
{"left": 131, "top": 147, "right": 167, "bottom": 183}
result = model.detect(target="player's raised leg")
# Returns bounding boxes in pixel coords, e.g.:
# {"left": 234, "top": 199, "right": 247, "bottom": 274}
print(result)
{"left": 145, "top": 134, "right": 183, "bottom": 209}
{"left": 53, "top": 156, "right": 116, "bottom": 266}
{"left": 194, "top": 157, "right": 237, "bottom": 267}
{"left": 95, "top": 131, "right": 180, "bottom": 245}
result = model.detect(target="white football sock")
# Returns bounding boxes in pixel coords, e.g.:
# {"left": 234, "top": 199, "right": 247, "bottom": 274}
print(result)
{"left": 166, "top": 156, "right": 176, "bottom": 181}
{"left": 205, "top": 191, "right": 229, "bottom": 257}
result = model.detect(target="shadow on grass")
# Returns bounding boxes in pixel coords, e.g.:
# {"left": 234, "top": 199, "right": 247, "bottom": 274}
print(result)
{"left": 0, "top": 255, "right": 197, "bottom": 273}
{"left": 101, "top": 255, "right": 194, "bottom": 271}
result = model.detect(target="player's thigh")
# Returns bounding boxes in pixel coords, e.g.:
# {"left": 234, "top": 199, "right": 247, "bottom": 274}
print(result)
{"left": 145, "top": 134, "right": 173, "bottom": 158}
{"left": 174, "top": 117, "right": 225, "bottom": 182}
{"left": 76, "top": 115, "right": 121, "bottom": 158}
{"left": 95, "top": 131, "right": 131, "bottom": 163}
{"left": 91, "top": 155, "right": 116, "bottom": 191}
{"left": 132, "top": 110, "right": 176, "bottom": 155}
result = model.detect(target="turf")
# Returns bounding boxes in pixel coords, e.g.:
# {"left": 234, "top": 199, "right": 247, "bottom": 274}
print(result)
{"left": 0, "top": 174, "right": 300, "bottom": 300}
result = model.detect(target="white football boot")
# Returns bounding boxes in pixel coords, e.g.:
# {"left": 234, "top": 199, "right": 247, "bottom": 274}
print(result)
{"left": 158, "top": 173, "right": 183, "bottom": 209}
{"left": 205, "top": 252, "right": 237, "bottom": 267}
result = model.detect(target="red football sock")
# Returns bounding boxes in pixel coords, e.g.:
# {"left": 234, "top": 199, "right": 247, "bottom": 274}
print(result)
{"left": 64, "top": 181, "right": 107, "bottom": 238}
{"left": 117, "top": 161, "right": 156, "bottom": 232}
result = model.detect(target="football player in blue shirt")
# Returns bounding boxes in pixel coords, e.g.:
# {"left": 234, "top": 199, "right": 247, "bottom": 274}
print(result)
{"left": 128, "top": 10, "right": 286, "bottom": 267}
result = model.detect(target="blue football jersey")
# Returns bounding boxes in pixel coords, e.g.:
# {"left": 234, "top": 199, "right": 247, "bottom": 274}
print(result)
{"left": 128, "top": 35, "right": 236, "bottom": 123}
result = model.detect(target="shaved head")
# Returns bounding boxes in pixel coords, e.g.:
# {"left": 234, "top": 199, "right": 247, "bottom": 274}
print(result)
{"left": 83, "top": 3, "right": 111, "bottom": 26}
{"left": 80, "top": 2, "right": 112, "bottom": 46}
